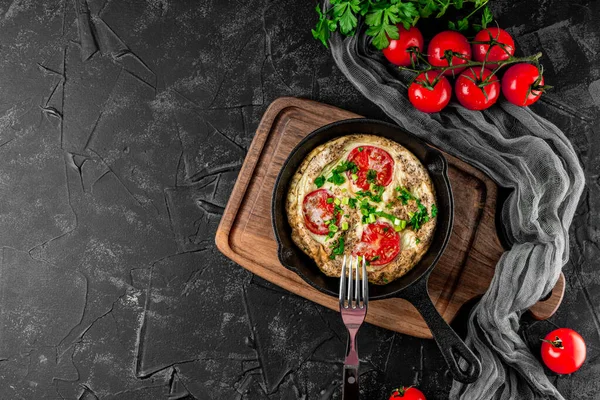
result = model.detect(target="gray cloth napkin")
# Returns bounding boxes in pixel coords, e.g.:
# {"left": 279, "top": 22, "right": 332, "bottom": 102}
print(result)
{"left": 323, "top": 7, "right": 585, "bottom": 399}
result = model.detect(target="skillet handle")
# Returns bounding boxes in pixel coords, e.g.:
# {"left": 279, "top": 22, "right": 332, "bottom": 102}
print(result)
{"left": 400, "top": 277, "right": 481, "bottom": 383}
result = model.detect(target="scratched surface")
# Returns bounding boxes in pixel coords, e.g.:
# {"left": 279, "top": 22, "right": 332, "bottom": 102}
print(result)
{"left": 0, "top": 0, "right": 598, "bottom": 399}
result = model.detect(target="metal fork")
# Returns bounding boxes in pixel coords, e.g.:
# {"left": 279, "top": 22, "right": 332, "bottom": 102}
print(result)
{"left": 339, "top": 255, "right": 368, "bottom": 400}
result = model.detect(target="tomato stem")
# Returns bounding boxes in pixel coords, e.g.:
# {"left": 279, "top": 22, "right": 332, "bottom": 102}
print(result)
{"left": 399, "top": 52, "right": 543, "bottom": 75}
{"left": 541, "top": 336, "right": 564, "bottom": 349}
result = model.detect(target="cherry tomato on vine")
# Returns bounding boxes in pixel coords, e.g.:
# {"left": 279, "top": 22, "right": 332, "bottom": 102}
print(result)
{"left": 408, "top": 71, "right": 451, "bottom": 113}
{"left": 472, "top": 27, "right": 515, "bottom": 67}
{"left": 541, "top": 328, "right": 586, "bottom": 374}
{"left": 389, "top": 386, "right": 426, "bottom": 400}
{"left": 455, "top": 68, "right": 500, "bottom": 111}
{"left": 383, "top": 26, "right": 424, "bottom": 67}
{"left": 501, "top": 63, "right": 546, "bottom": 106}
{"left": 427, "top": 31, "right": 472, "bottom": 77}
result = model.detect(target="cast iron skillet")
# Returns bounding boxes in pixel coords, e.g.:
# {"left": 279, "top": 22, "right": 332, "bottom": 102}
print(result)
{"left": 272, "top": 119, "right": 481, "bottom": 383}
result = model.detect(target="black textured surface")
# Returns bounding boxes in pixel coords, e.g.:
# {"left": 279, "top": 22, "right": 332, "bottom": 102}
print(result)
{"left": 0, "top": 0, "right": 598, "bottom": 399}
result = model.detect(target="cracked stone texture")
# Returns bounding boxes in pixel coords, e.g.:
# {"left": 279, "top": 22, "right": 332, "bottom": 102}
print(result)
{"left": 0, "top": 0, "right": 598, "bottom": 398}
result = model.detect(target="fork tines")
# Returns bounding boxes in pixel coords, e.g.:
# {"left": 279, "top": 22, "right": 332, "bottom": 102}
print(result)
{"left": 339, "top": 255, "right": 368, "bottom": 310}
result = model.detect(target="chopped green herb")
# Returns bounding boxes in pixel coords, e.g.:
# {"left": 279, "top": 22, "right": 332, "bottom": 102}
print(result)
{"left": 415, "top": 238, "right": 421, "bottom": 244}
{"left": 327, "top": 197, "right": 334, "bottom": 204}
{"left": 336, "top": 160, "right": 358, "bottom": 174}
{"left": 356, "top": 184, "right": 384, "bottom": 203}
{"left": 359, "top": 201, "right": 377, "bottom": 223}
{"left": 409, "top": 200, "right": 430, "bottom": 231}
{"left": 371, "top": 255, "right": 380, "bottom": 261}
{"left": 326, "top": 160, "right": 358, "bottom": 186}
{"left": 348, "top": 198, "right": 358, "bottom": 208}
{"left": 334, "top": 204, "right": 343, "bottom": 220}
{"left": 382, "top": 277, "right": 389, "bottom": 283}
{"left": 314, "top": 176, "right": 325, "bottom": 188}
{"left": 396, "top": 186, "right": 416, "bottom": 205}
{"left": 329, "top": 237, "right": 345, "bottom": 259}
{"left": 366, "top": 169, "right": 377, "bottom": 183}
{"left": 327, "top": 172, "right": 346, "bottom": 185}
{"left": 358, "top": 147, "right": 364, "bottom": 152}
{"left": 327, "top": 221, "right": 339, "bottom": 239}
{"left": 431, "top": 204, "right": 438, "bottom": 218}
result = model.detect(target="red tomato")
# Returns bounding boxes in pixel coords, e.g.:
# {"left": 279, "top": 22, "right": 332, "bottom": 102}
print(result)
{"left": 455, "top": 68, "right": 500, "bottom": 111}
{"left": 302, "top": 189, "right": 338, "bottom": 235}
{"left": 347, "top": 146, "right": 394, "bottom": 190}
{"left": 389, "top": 386, "right": 426, "bottom": 400}
{"left": 541, "top": 328, "right": 586, "bottom": 374}
{"left": 501, "top": 63, "right": 545, "bottom": 106}
{"left": 383, "top": 26, "right": 424, "bottom": 67}
{"left": 408, "top": 71, "right": 452, "bottom": 113}
{"left": 427, "top": 31, "right": 472, "bottom": 76}
{"left": 472, "top": 27, "right": 515, "bottom": 67}
{"left": 352, "top": 221, "right": 400, "bottom": 266}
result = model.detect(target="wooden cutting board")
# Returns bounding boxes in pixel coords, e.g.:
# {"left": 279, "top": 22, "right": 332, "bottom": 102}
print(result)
{"left": 215, "top": 97, "right": 565, "bottom": 339}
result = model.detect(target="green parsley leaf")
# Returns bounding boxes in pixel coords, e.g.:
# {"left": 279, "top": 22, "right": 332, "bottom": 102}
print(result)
{"left": 397, "top": 186, "right": 416, "bottom": 205}
{"left": 431, "top": 204, "right": 438, "bottom": 218}
{"left": 327, "top": 197, "right": 334, "bottom": 204}
{"left": 327, "top": 172, "right": 345, "bottom": 185}
{"left": 481, "top": 5, "right": 493, "bottom": 29}
{"left": 366, "top": 169, "right": 377, "bottom": 183}
{"left": 314, "top": 175, "right": 326, "bottom": 188}
{"left": 358, "top": 147, "right": 364, "bottom": 152}
{"left": 332, "top": 0, "right": 361, "bottom": 35}
{"left": 326, "top": 160, "right": 358, "bottom": 186}
{"left": 348, "top": 197, "right": 358, "bottom": 209}
{"left": 415, "top": 238, "right": 421, "bottom": 244}
{"left": 409, "top": 200, "right": 430, "bottom": 231}
{"left": 329, "top": 237, "right": 345, "bottom": 259}
{"left": 311, "top": 5, "right": 331, "bottom": 48}
{"left": 457, "top": 17, "right": 469, "bottom": 32}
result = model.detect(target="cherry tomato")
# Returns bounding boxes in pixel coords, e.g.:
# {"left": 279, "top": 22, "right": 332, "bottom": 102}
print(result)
{"left": 352, "top": 221, "right": 400, "bottom": 266}
{"left": 427, "top": 31, "right": 472, "bottom": 76}
{"left": 455, "top": 68, "right": 500, "bottom": 111}
{"left": 408, "top": 71, "right": 452, "bottom": 113}
{"left": 302, "top": 189, "right": 338, "bottom": 235}
{"left": 541, "top": 328, "right": 586, "bottom": 374}
{"left": 347, "top": 146, "right": 394, "bottom": 190}
{"left": 383, "top": 26, "right": 424, "bottom": 67}
{"left": 501, "top": 63, "right": 545, "bottom": 106}
{"left": 472, "top": 27, "right": 515, "bottom": 67}
{"left": 389, "top": 386, "right": 426, "bottom": 400}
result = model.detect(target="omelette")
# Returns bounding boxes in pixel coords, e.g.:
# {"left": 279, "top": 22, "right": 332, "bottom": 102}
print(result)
{"left": 286, "top": 134, "right": 438, "bottom": 285}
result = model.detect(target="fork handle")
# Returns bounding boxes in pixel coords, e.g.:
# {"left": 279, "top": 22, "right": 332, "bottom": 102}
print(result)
{"left": 342, "top": 365, "right": 359, "bottom": 399}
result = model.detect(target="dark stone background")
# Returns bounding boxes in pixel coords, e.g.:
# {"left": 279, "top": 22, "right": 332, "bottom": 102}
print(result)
{"left": 0, "top": 0, "right": 598, "bottom": 399}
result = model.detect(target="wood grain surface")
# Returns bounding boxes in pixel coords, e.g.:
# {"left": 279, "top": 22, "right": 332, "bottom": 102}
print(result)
{"left": 215, "top": 97, "right": 565, "bottom": 339}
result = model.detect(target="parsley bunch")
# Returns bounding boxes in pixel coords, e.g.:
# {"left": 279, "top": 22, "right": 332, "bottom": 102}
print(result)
{"left": 312, "top": 0, "right": 493, "bottom": 50}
